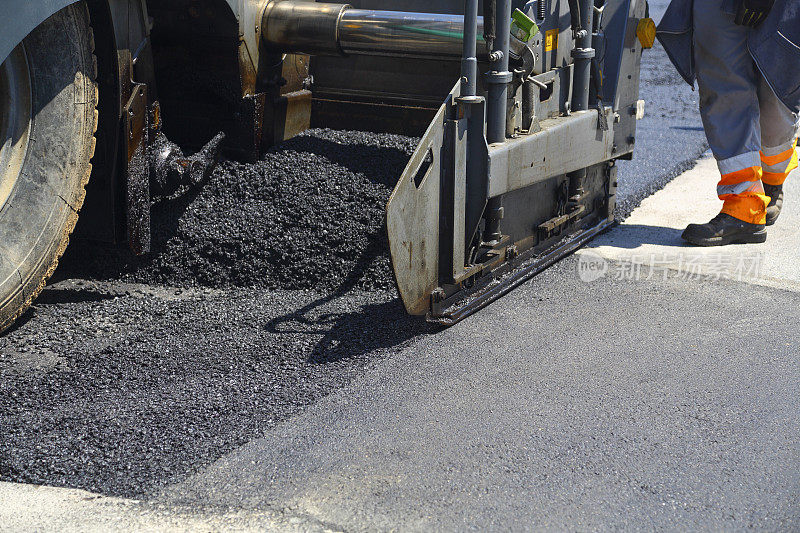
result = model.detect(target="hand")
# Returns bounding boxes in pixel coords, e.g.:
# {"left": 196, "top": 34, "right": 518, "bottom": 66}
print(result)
{"left": 734, "top": 0, "right": 775, "bottom": 27}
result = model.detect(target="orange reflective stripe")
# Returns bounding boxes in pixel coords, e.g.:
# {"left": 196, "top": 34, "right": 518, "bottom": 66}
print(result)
{"left": 716, "top": 165, "right": 768, "bottom": 224}
{"left": 720, "top": 193, "right": 769, "bottom": 225}
{"left": 718, "top": 166, "right": 762, "bottom": 186}
{"left": 760, "top": 148, "right": 795, "bottom": 166}
{"left": 762, "top": 149, "right": 798, "bottom": 186}
{"left": 761, "top": 150, "right": 794, "bottom": 166}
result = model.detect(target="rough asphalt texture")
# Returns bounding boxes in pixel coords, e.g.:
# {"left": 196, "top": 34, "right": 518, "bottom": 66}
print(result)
{"left": 0, "top": 281, "right": 431, "bottom": 497}
{"left": 0, "top": 0, "right": 724, "bottom": 516}
{"left": 63, "top": 130, "right": 417, "bottom": 293}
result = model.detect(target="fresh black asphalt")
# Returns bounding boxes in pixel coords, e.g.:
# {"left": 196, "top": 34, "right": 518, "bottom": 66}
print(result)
{"left": 3, "top": 2, "right": 790, "bottom": 529}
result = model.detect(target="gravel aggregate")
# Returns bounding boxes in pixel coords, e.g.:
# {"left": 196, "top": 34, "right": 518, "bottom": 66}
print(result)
{"left": 0, "top": 281, "right": 431, "bottom": 497}
{"left": 62, "top": 129, "right": 418, "bottom": 293}
{"left": 2, "top": 128, "right": 425, "bottom": 498}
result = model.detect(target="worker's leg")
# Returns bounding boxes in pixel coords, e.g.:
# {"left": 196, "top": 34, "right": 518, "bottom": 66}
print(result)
{"left": 759, "top": 77, "right": 798, "bottom": 225}
{"left": 692, "top": 2, "right": 769, "bottom": 226}
{"left": 759, "top": 76, "right": 798, "bottom": 186}
{"left": 758, "top": 75, "right": 799, "bottom": 225}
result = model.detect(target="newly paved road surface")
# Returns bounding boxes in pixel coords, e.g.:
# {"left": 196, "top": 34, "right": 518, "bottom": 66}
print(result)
{"left": 154, "top": 155, "right": 800, "bottom": 531}
{"left": 160, "top": 258, "right": 799, "bottom": 531}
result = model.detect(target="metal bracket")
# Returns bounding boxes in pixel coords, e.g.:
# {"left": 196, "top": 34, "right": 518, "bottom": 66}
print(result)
{"left": 123, "top": 83, "right": 151, "bottom": 255}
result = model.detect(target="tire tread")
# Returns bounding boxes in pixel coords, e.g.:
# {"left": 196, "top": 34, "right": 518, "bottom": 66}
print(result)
{"left": 0, "top": 2, "right": 98, "bottom": 333}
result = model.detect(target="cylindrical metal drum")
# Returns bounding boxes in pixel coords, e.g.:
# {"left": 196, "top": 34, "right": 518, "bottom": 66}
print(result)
{"left": 261, "top": 0, "right": 486, "bottom": 59}
{"left": 261, "top": 1, "right": 351, "bottom": 56}
{"left": 338, "top": 9, "right": 483, "bottom": 58}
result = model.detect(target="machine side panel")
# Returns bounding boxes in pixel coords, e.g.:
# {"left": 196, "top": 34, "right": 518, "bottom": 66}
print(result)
{"left": 487, "top": 109, "right": 616, "bottom": 197}
{"left": 387, "top": 84, "right": 464, "bottom": 315}
{"left": 597, "top": 0, "right": 647, "bottom": 157}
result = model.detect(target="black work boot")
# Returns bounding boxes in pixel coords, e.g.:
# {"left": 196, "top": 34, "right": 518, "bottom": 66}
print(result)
{"left": 764, "top": 183, "right": 784, "bottom": 226}
{"left": 682, "top": 213, "right": 767, "bottom": 246}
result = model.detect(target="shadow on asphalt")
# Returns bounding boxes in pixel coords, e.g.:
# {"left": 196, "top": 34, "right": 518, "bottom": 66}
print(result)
{"left": 57, "top": 184, "right": 208, "bottom": 282}
{"left": 266, "top": 234, "right": 438, "bottom": 364}
{"left": 0, "top": 309, "right": 34, "bottom": 339}
{"left": 598, "top": 224, "right": 686, "bottom": 248}
{"left": 35, "top": 287, "right": 118, "bottom": 305}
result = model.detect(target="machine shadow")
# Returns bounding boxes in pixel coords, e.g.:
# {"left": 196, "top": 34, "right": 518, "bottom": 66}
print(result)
{"left": 0, "top": 309, "right": 34, "bottom": 338}
{"left": 266, "top": 233, "right": 438, "bottom": 365}
{"left": 593, "top": 224, "right": 687, "bottom": 249}
{"left": 56, "top": 183, "right": 208, "bottom": 282}
{"left": 34, "top": 287, "right": 117, "bottom": 305}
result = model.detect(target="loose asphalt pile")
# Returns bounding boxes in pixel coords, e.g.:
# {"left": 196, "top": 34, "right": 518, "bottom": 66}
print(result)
{"left": 64, "top": 129, "right": 418, "bottom": 293}
{"left": 0, "top": 118, "right": 422, "bottom": 497}
{"left": 0, "top": 129, "right": 428, "bottom": 498}
{"left": 0, "top": 284, "right": 428, "bottom": 498}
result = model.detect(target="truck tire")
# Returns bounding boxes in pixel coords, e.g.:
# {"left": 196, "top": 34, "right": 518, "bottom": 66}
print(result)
{"left": 0, "top": 3, "right": 98, "bottom": 333}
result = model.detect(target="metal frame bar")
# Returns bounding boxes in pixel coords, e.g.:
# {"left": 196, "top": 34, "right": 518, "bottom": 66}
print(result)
{"left": 430, "top": 219, "right": 614, "bottom": 325}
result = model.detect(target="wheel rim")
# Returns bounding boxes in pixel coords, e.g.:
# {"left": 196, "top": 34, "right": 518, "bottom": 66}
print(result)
{"left": 0, "top": 44, "right": 32, "bottom": 211}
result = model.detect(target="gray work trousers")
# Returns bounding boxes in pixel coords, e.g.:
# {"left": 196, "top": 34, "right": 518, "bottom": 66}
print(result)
{"left": 694, "top": 1, "right": 799, "bottom": 179}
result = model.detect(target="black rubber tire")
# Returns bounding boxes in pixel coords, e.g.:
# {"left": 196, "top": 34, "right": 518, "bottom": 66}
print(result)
{"left": 0, "top": 3, "right": 98, "bottom": 333}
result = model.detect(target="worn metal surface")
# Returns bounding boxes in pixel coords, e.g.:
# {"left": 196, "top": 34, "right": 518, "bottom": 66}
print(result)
{"left": 487, "top": 109, "right": 616, "bottom": 197}
{"left": 597, "top": 0, "right": 647, "bottom": 157}
{"left": 386, "top": 83, "right": 461, "bottom": 315}
{"left": 338, "top": 9, "right": 486, "bottom": 58}
{"left": 485, "top": 0, "right": 512, "bottom": 144}
{"left": 534, "top": 0, "right": 576, "bottom": 73}
{"left": 433, "top": 219, "right": 613, "bottom": 325}
{"left": 268, "top": 89, "right": 312, "bottom": 143}
{"left": 310, "top": 0, "right": 483, "bottom": 136}
{"left": 0, "top": 43, "right": 31, "bottom": 212}
{"left": 229, "top": 0, "right": 268, "bottom": 91}
{"left": 459, "top": 97, "right": 489, "bottom": 275}
{"left": 570, "top": 0, "right": 597, "bottom": 113}
{"left": 261, "top": 1, "right": 350, "bottom": 56}
{"left": 460, "top": 0, "right": 479, "bottom": 96}
{"left": 438, "top": 117, "right": 469, "bottom": 282}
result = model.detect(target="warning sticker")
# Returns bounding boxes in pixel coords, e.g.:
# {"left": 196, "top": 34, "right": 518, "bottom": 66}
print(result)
{"left": 545, "top": 29, "right": 558, "bottom": 52}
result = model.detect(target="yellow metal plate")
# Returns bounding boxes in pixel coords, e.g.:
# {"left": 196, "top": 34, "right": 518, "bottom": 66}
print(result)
{"left": 545, "top": 29, "right": 558, "bottom": 52}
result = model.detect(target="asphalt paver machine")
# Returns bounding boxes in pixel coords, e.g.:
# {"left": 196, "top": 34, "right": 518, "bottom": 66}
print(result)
{"left": 259, "top": 0, "right": 653, "bottom": 323}
{"left": 0, "top": 0, "right": 652, "bottom": 330}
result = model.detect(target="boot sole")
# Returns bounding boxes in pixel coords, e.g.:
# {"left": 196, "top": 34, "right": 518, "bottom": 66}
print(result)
{"left": 682, "top": 230, "right": 768, "bottom": 247}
